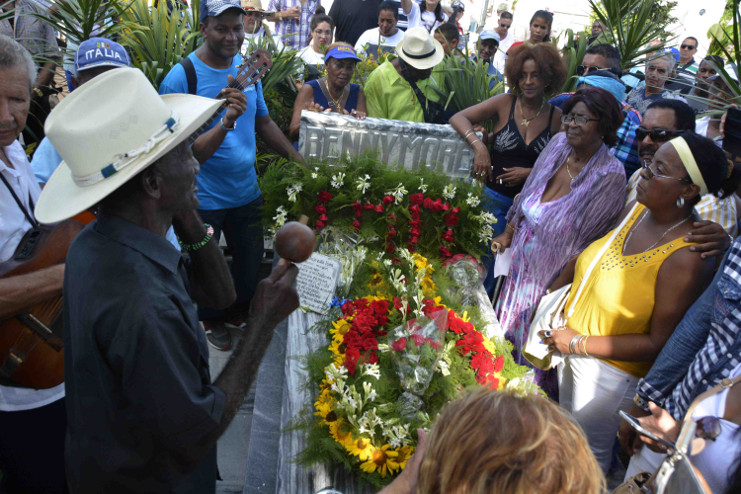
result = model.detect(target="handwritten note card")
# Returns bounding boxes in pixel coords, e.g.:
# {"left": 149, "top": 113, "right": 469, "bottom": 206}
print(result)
{"left": 296, "top": 253, "right": 342, "bottom": 314}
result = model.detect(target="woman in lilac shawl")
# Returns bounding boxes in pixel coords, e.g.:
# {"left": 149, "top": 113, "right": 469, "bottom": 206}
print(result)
{"left": 491, "top": 87, "right": 627, "bottom": 398}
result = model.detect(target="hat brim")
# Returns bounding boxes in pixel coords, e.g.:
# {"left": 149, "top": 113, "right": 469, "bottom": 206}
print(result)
{"left": 243, "top": 7, "right": 274, "bottom": 14}
{"left": 35, "top": 94, "right": 222, "bottom": 224}
{"left": 395, "top": 37, "right": 445, "bottom": 70}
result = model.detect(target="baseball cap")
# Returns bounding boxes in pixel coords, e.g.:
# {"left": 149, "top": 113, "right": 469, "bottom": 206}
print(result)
{"left": 479, "top": 30, "right": 500, "bottom": 43}
{"left": 325, "top": 44, "right": 361, "bottom": 63}
{"left": 74, "top": 37, "right": 131, "bottom": 74}
{"left": 200, "top": 0, "right": 245, "bottom": 22}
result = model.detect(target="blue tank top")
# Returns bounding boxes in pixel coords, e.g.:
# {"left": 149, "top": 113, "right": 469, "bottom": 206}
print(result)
{"left": 307, "top": 79, "right": 360, "bottom": 114}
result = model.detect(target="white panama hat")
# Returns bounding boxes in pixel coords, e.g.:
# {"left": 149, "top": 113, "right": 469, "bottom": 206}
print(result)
{"left": 35, "top": 67, "right": 222, "bottom": 224}
{"left": 395, "top": 26, "right": 444, "bottom": 71}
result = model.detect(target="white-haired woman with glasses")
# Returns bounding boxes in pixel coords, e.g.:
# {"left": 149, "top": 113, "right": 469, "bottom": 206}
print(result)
{"left": 540, "top": 131, "right": 740, "bottom": 472}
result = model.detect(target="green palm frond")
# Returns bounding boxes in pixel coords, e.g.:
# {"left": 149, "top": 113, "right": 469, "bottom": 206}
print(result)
{"left": 117, "top": 0, "right": 200, "bottom": 89}
{"left": 589, "top": 0, "right": 673, "bottom": 71}
{"left": 707, "top": 0, "right": 741, "bottom": 104}
{"left": 557, "top": 28, "right": 589, "bottom": 93}
{"left": 31, "top": 0, "right": 129, "bottom": 46}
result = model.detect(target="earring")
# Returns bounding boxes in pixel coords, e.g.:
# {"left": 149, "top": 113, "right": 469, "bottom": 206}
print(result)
{"left": 676, "top": 196, "right": 685, "bottom": 208}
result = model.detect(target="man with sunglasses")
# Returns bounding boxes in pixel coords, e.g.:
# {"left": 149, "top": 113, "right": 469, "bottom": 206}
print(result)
{"left": 666, "top": 37, "right": 700, "bottom": 95}
{"left": 491, "top": 10, "right": 513, "bottom": 75}
{"left": 549, "top": 44, "right": 643, "bottom": 177}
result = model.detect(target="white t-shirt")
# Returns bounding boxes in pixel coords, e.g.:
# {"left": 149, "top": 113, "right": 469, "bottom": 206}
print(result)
{"left": 0, "top": 139, "right": 65, "bottom": 412}
{"left": 297, "top": 45, "right": 326, "bottom": 66}
{"left": 420, "top": 8, "right": 447, "bottom": 33}
{"left": 241, "top": 27, "right": 284, "bottom": 53}
{"left": 493, "top": 31, "right": 514, "bottom": 74}
{"left": 354, "top": 27, "right": 405, "bottom": 57}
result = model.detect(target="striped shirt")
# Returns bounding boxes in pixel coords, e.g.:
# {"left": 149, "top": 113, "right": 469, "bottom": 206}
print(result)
{"left": 268, "top": 0, "right": 321, "bottom": 50}
{"left": 638, "top": 240, "right": 741, "bottom": 420}
{"left": 626, "top": 170, "right": 738, "bottom": 237}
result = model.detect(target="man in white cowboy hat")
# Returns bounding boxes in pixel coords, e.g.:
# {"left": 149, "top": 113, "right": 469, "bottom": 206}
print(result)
{"left": 33, "top": 67, "right": 300, "bottom": 492}
{"left": 0, "top": 33, "right": 67, "bottom": 494}
{"left": 364, "top": 26, "right": 445, "bottom": 123}
{"left": 241, "top": 0, "right": 283, "bottom": 53}
{"left": 160, "top": 0, "right": 302, "bottom": 351}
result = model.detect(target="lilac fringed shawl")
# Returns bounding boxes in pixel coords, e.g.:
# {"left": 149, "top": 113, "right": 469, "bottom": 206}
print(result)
{"left": 505, "top": 132, "right": 627, "bottom": 286}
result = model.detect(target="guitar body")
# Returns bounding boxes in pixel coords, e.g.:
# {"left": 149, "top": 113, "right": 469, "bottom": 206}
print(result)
{"left": 0, "top": 219, "right": 85, "bottom": 389}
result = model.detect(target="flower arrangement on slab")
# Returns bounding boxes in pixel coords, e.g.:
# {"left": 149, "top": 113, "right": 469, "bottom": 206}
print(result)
{"left": 259, "top": 156, "right": 497, "bottom": 261}
{"left": 297, "top": 249, "right": 538, "bottom": 488}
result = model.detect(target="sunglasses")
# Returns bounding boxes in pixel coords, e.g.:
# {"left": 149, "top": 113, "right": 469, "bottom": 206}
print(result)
{"left": 635, "top": 127, "right": 682, "bottom": 142}
{"left": 576, "top": 65, "right": 620, "bottom": 76}
{"left": 642, "top": 159, "right": 692, "bottom": 183}
{"left": 499, "top": 23, "right": 511, "bottom": 28}
{"left": 680, "top": 44, "right": 697, "bottom": 50}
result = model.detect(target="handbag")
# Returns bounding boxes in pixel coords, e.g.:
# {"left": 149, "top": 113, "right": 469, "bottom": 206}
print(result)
{"left": 613, "top": 374, "right": 741, "bottom": 494}
{"left": 523, "top": 204, "right": 639, "bottom": 370}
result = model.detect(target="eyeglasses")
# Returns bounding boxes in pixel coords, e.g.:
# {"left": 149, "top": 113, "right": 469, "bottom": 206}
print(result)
{"left": 694, "top": 416, "right": 721, "bottom": 441}
{"left": 576, "top": 65, "right": 620, "bottom": 76}
{"left": 499, "top": 23, "right": 511, "bottom": 28}
{"left": 561, "top": 114, "right": 599, "bottom": 126}
{"left": 680, "top": 44, "right": 697, "bottom": 50}
{"left": 635, "top": 127, "right": 683, "bottom": 142}
{"left": 642, "top": 159, "right": 692, "bottom": 183}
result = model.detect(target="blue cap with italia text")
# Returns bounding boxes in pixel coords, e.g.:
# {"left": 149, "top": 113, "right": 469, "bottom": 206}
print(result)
{"left": 74, "top": 37, "right": 131, "bottom": 74}
{"left": 200, "top": 0, "right": 245, "bottom": 22}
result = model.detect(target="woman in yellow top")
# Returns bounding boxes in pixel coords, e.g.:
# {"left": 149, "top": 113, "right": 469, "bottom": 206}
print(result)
{"left": 539, "top": 131, "right": 739, "bottom": 473}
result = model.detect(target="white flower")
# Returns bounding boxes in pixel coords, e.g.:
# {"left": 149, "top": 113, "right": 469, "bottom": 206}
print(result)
{"left": 442, "top": 184, "right": 456, "bottom": 200}
{"left": 435, "top": 358, "right": 451, "bottom": 376}
{"left": 386, "top": 183, "right": 408, "bottom": 204}
{"left": 311, "top": 167, "right": 319, "bottom": 179}
{"left": 382, "top": 258, "right": 393, "bottom": 267}
{"left": 418, "top": 178, "right": 428, "bottom": 193}
{"left": 355, "top": 174, "right": 371, "bottom": 195}
{"left": 466, "top": 192, "right": 480, "bottom": 207}
{"left": 272, "top": 205, "right": 288, "bottom": 227}
{"left": 363, "top": 363, "right": 381, "bottom": 379}
{"left": 331, "top": 172, "right": 346, "bottom": 189}
{"left": 286, "top": 183, "right": 302, "bottom": 203}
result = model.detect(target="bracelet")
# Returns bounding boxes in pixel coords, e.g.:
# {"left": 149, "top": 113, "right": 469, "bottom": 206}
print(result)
{"left": 277, "top": 12, "right": 282, "bottom": 20}
{"left": 505, "top": 222, "right": 515, "bottom": 233}
{"left": 568, "top": 335, "right": 581, "bottom": 355}
{"left": 470, "top": 137, "right": 485, "bottom": 149}
{"left": 179, "top": 224, "right": 214, "bottom": 252}
{"left": 633, "top": 394, "right": 650, "bottom": 412}
{"left": 463, "top": 128, "right": 476, "bottom": 140}
{"left": 581, "top": 335, "right": 589, "bottom": 356}
{"left": 220, "top": 117, "right": 236, "bottom": 132}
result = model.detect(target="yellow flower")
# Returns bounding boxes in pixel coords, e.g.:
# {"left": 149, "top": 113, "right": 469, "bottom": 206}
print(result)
{"left": 331, "top": 319, "right": 352, "bottom": 337}
{"left": 482, "top": 337, "right": 496, "bottom": 356}
{"left": 346, "top": 436, "right": 376, "bottom": 462}
{"left": 329, "top": 419, "right": 354, "bottom": 449}
{"left": 396, "top": 445, "right": 415, "bottom": 470}
{"left": 359, "top": 443, "right": 401, "bottom": 477}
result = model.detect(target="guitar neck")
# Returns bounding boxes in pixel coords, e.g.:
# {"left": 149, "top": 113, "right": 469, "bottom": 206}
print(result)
{"left": 187, "top": 50, "right": 273, "bottom": 144}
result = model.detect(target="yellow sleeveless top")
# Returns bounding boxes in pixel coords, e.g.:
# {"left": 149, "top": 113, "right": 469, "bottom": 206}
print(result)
{"left": 563, "top": 204, "right": 694, "bottom": 377}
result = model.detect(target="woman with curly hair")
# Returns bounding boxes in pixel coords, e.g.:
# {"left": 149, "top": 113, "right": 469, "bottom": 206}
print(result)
{"left": 379, "top": 388, "right": 605, "bottom": 494}
{"left": 450, "top": 43, "right": 565, "bottom": 295}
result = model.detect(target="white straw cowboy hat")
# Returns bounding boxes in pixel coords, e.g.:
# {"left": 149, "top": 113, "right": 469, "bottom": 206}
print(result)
{"left": 35, "top": 67, "right": 222, "bottom": 224}
{"left": 241, "top": 0, "right": 274, "bottom": 14}
{"left": 395, "top": 26, "right": 444, "bottom": 70}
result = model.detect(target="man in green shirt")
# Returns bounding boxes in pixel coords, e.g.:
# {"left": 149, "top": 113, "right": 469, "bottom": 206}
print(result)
{"left": 364, "top": 26, "right": 444, "bottom": 122}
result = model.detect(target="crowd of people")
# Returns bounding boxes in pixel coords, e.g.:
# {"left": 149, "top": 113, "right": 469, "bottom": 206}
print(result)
{"left": 1, "top": 0, "right": 741, "bottom": 492}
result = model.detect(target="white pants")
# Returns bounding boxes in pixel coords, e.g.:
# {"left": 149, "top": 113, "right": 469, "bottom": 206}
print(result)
{"left": 625, "top": 447, "right": 664, "bottom": 479}
{"left": 558, "top": 354, "right": 640, "bottom": 473}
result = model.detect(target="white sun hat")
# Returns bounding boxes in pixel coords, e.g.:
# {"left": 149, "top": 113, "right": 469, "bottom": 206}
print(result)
{"left": 35, "top": 67, "right": 222, "bottom": 224}
{"left": 395, "top": 26, "right": 444, "bottom": 71}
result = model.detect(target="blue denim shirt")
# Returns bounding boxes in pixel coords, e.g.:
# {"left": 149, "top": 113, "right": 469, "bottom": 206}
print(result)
{"left": 637, "top": 240, "right": 741, "bottom": 420}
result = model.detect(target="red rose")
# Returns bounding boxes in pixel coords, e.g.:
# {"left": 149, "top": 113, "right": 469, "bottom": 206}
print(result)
{"left": 355, "top": 210, "right": 363, "bottom": 218}
{"left": 317, "top": 191, "right": 332, "bottom": 203}
{"left": 374, "top": 204, "right": 385, "bottom": 213}
{"left": 410, "top": 236, "right": 419, "bottom": 244}
{"left": 363, "top": 203, "right": 375, "bottom": 210}
{"left": 388, "top": 213, "right": 396, "bottom": 221}
{"left": 352, "top": 220, "right": 361, "bottom": 231}
{"left": 391, "top": 337, "right": 407, "bottom": 352}
{"left": 439, "top": 246, "right": 452, "bottom": 258}
{"left": 352, "top": 201, "right": 362, "bottom": 209}
{"left": 388, "top": 228, "right": 397, "bottom": 237}
{"left": 410, "top": 227, "right": 422, "bottom": 236}
{"left": 386, "top": 243, "right": 395, "bottom": 253}
{"left": 315, "top": 220, "right": 326, "bottom": 229}
{"left": 411, "top": 334, "right": 425, "bottom": 347}
{"left": 410, "top": 193, "right": 424, "bottom": 205}
{"left": 432, "top": 198, "right": 443, "bottom": 212}
{"left": 487, "top": 378, "right": 500, "bottom": 390}
{"left": 423, "top": 197, "right": 434, "bottom": 210}
{"left": 442, "top": 229, "right": 455, "bottom": 243}
{"left": 452, "top": 207, "right": 461, "bottom": 214}
{"left": 383, "top": 195, "right": 394, "bottom": 205}
{"left": 409, "top": 205, "right": 421, "bottom": 215}
{"left": 319, "top": 214, "right": 329, "bottom": 222}
{"left": 445, "top": 214, "right": 459, "bottom": 227}
{"left": 493, "top": 355, "right": 504, "bottom": 373}
{"left": 442, "top": 202, "right": 450, "bottom": 212}
{"left": 315, "top": 204, "right": 327, "bottom": 214}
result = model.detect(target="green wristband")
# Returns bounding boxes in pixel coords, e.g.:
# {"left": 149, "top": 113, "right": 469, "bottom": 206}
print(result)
{"left": 179, "top": 224, "right": 214, "bottom": 252}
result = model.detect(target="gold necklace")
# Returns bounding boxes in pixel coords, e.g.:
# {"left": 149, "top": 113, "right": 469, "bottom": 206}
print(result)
{"left": 565, "top": 156, "right": 576, "bottom": 181}
{"left": 322, "top": 78, "right": 345, "bottom": 112}
{"left": 518, "top": 97, "right": 545, "bottom": 127}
